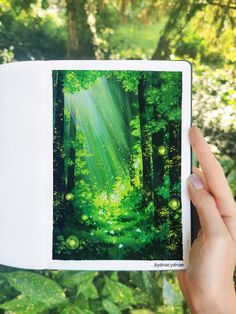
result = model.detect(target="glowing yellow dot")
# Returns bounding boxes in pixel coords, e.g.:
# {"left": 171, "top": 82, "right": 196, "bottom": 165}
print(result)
{"left": 65, "top": 193, "right": 74, "bottom": 201}
{"left": 168, "top": 198, "right": 180, "bottom": 210}
{"left": 157, "top": 146, "right": 167, "bottom": 156}
{"left": 66, "top": 236, "right": 79, "bottom": 250}
{"left": 81, "top": 214, "right": 89, "bottom": 221}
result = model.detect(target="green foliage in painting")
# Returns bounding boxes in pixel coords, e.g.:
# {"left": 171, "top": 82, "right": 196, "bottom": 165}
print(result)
{"left": 53, "top": 69, "right": 182, "bottom": 261}
{"left": 113, "top": 71, "right": 141, "bottom": 94}
{"left": 64, "top": 70, "right": 110, "bottom": 94}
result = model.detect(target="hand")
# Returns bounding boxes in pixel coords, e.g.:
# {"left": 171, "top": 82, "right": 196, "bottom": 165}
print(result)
{"left": 177, "top": 126, "right": 236, "bottom": 314}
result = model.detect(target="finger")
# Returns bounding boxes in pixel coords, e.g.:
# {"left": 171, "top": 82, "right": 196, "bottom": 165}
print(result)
{"left": 190, "top": 127, "right": 236, "bottom": 241}
{"left": 189, "top": 126, "right": 236, "bottom": 218}
{"left": 187, "top": 174, "right": 227, "bottom": 237}
{"left": 197, "top": 229, "right": 202, "bottom": 240}
{"left": 192, "top": 167, "right": 209, "bottom": 192}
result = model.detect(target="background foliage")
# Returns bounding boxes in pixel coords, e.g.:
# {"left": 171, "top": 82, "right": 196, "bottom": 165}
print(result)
{"left": 0, "top": 0, "right": 235, "bottom": 313}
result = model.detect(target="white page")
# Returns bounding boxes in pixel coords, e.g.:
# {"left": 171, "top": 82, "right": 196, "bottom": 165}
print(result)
{"left": 44, "top": 60, "right": 191, "bottom": 270}
{"left": 0, "top": 60, "right": 191, "bottom": 270}
{"left": 0, "top": 61, "right": 49, "bottom": 269}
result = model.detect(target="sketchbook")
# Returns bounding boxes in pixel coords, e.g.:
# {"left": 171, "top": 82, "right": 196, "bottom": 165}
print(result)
{"left": 0, "top": 60, "right": 191, "bottom": 270}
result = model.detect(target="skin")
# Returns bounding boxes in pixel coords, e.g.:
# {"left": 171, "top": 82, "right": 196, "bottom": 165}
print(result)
{"left": 177, "top": 125, "right": 236, "bottom": 314}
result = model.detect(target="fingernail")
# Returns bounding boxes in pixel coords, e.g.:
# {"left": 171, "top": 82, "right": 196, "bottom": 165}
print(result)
{"left": 188, "top": 174, "right": 204, "bottom": 190}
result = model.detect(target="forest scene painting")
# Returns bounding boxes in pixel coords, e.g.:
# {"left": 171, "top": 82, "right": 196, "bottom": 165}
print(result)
{"left": 53, "top": 69, "right": 183, "bottom": 261}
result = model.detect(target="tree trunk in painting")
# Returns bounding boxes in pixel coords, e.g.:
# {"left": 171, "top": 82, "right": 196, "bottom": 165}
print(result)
{"left": 66, "top": 113, "right": 76, "bottom": 193}
{"left": 152, "top": 128, "right": 165, "bottom": 226}
{"left": 53, "top": 71, "right": 66, "bottom": 226}
{"left": 65, "top": 113, "right": 76, "bottom": 217}
{"left": 168, "top": 121, "right": 181, "bottom": 254}
{"left": 128, "top": 154, "right": 135, "bottom": 187}
{"left": 138, "top": 76, "right": 153, "bottom": 206}
{"left": 168, "top": 122, "right": 181, "bottom": 189}
{"left": 65, "top": 0, "right": 96, "bottom": 59}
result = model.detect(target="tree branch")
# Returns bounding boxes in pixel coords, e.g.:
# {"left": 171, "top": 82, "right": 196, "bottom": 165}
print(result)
{"left": 207, "top": 0, "right": 236, "bottom": 10}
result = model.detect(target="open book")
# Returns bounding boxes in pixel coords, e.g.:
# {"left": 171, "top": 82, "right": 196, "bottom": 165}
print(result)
{"left": 0, "top": 60, "right": 191, "bottom": 270}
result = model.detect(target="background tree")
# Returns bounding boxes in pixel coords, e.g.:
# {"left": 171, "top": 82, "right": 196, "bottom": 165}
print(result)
{"left": 65, "top": 0, "right": 96, "bottom": 59}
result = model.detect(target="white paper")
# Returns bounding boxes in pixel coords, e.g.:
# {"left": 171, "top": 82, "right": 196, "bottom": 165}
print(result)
{"left": 0, "top": 61, "right": 47, "bottom": 268}
{"left": 0, "top": 60, "right": 191, "bottom": 270}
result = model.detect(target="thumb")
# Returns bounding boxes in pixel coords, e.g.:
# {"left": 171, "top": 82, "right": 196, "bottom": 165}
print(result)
{"left": 188, "top": 174, "right": 226, "bottom": 237}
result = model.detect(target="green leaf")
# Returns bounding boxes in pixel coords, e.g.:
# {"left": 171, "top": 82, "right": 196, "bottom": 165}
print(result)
{"left": 60, "top": 271, "right": 98, "bottom": 299}
{"left": 142, "top": 272, "right": 154, "bottom": 294}
{"left": 61, "top": 306, "right": 95, "bottom": 314}
{"left": 1, "top": 271, "right": 66, "bottom": 306}
{"left": 71, "top": 271, "right": 98, "bottom": 285}
{"left": 110, "top": 271, "right": 119, "bottom": 282}
{"left": 129, "top": 272, "right": 144, "bottom": 289}
{"left": 0, "top": 296, "right": 47, "bottom": 314}
{"left": 77, "top": 281, "right": 98, "bottom": 299}
{"left": 130, "top": 310, "right": 155, "bottom": 314}
{"left": 162, "top": 276, "right": 182, "bottom": 306}
{"left": 0, "top": 275, "right": 19, "bottom": 304}
{"left": 103, "top": 299, "right": 122, "bottom": 314}
{"left": 61, "top": 271, "right": 98, "bottom": 287}
{"left": 74, "top": 293, "right": 90, "bottom": 309}
{"left": 103, "top": 276, "right": 135, "bottom": 305}
{"left": 141, "top": 272, "right": 163, "bottom": 306}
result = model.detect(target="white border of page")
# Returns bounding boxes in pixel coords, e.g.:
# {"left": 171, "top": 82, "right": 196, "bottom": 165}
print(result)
{"left": 44, "top": 60, "right": 191, "bottom": 270}
{"left": 0, "top": 60, "right": 191, "bottom": 270}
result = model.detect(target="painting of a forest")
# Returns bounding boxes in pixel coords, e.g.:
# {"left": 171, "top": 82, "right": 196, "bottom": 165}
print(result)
{"left": 53, "top": 69, "right": 183, "bottom": 261}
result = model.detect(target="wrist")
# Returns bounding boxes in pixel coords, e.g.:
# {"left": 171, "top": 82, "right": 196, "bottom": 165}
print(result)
{"left": 189, "top": 288, "right": 236, "bottom": 314}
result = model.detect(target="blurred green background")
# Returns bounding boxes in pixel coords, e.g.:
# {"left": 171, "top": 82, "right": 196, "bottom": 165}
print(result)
{"left": 0, "top": 0, "right": 235, "bottom": 313}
